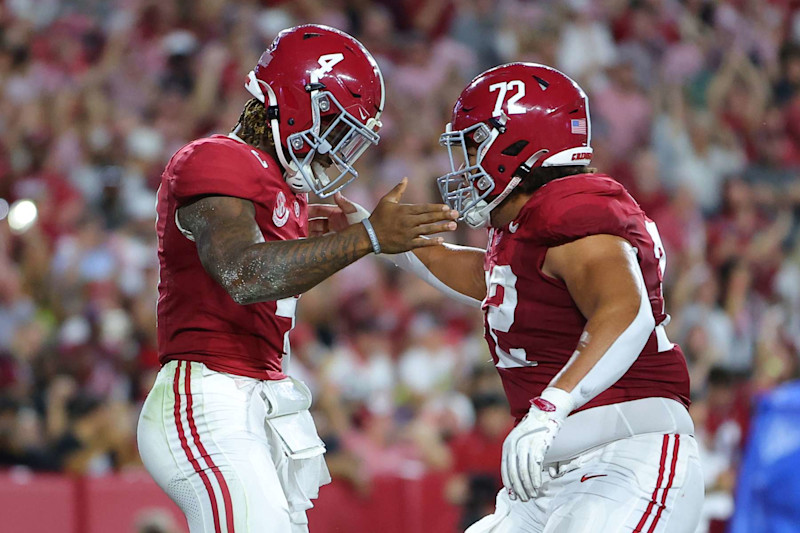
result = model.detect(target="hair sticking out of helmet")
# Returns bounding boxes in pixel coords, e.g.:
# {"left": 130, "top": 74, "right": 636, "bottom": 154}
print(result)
{"left": 438, "top": 62, "right": 592, "bottom": 227}
{"left": 234, "top": 99, "right": 272, "bottom": 150}
{"left": 244, "top": 24, "right": 385, "bottom": 198}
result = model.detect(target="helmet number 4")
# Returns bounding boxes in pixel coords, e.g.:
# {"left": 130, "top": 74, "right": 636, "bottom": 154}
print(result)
{"left": 489, "top": 80, "right": 526, "bottom": 116}
{"left": 312, "top": 53, "right": 345, "bottom": 82}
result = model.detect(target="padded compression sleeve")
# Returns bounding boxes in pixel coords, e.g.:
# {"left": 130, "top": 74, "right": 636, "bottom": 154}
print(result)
{"left": 386, "top": 248, "right": 483, "bottom": 308}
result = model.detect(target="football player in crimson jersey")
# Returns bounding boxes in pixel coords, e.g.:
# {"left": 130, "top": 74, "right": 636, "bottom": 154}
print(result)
{"left": 338, "top": 63, "right": 704, "bottom": 531}
{"left": 136, "top": 25, "right": 457, "bottom": 533}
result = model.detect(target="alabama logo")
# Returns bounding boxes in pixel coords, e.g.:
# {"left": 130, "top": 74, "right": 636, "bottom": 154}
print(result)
{"left": 273, "top": 191, "right": 290, "bottom": 227}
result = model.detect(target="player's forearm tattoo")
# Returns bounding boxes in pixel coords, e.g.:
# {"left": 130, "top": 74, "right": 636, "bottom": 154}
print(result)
{"left": 179, "top": 196, "right": 371, "bottom": 304}
{"left": 233, "top": 228, "right": 371, "bottom": 303}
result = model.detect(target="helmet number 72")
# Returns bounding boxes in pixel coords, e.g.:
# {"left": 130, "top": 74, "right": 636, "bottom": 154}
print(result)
{"left": 489, "top": 80, "right": 526, "bottom": 116}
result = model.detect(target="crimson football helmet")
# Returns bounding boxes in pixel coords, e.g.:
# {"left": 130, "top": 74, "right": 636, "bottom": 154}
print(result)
{"left": 438, "top": 63, "right": 592, "bottom": 227}
{"left": 244, "top": 24, "right": 385, "bottom": 197}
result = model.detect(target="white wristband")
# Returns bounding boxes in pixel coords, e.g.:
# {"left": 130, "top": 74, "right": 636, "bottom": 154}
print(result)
{"left": 361, "top": 218, "right": 381, "bottom": 254}
{"left": 539, "top": 387, "right": 576, "bottom": 421}
{"left": 340, "top": 200, "right": 380, "bottom": 254}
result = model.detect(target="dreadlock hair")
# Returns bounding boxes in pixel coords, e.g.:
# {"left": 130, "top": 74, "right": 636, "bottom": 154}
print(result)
{"left": 234, "top": 98, "right": 273, "bottom": 149}
{"left": 511, "top": 165, "right": 597, "bottom": 197}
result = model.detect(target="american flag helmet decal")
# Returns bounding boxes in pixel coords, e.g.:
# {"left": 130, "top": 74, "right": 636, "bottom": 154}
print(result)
{"left": 571, "top": 118, "right": 587, "bottom": 134}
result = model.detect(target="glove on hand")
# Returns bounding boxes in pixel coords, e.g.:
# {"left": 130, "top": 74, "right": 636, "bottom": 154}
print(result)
{"left": 501, "top": 387, "right": 574, "bottom": 501}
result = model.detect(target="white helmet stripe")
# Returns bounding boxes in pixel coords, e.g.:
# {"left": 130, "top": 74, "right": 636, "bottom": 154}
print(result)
{"left": 584, "top": 91, "right": 592, "bottom": 147}
{"left": 375, "top": 59, "right": 386, "bottom": 120}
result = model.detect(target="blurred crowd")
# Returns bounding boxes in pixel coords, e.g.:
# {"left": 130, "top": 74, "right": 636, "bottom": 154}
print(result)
{"left": 1, "top": 0, "right": 799, "bottom": 530}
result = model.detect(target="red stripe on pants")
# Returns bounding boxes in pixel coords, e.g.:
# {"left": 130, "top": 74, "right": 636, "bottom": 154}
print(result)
{"left": 173, "top": 361, "right": 222, "bottom": 533}
{"left": 184, "top": 362, "right": 236, "bottom": 533}
{"left": 633, "top": 434, "right": 670, "bottom": 533}
{"left": 647, "top": 435, "right": 681, "bottom": 533}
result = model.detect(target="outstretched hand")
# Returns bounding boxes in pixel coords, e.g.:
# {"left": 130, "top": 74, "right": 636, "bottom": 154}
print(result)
{"left": 368, "top": 178, "right": 458, "bottom": 254}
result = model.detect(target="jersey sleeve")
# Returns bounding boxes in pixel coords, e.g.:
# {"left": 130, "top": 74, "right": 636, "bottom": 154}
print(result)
{"left": 168, "top": 139, "right": 264, "bottom": 205}
{"left": 525, "top": 177, "right": 636, "bottom": 247}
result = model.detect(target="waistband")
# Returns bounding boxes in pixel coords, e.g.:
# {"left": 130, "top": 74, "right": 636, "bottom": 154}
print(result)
{"left": 161, "top": 354, "right": 286, "bottom": 381}
{"left": 545, "top": 397, "right": 694, "bottom": 463}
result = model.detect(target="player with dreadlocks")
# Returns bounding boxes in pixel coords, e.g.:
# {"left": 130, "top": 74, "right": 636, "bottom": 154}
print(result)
{"left": 235, "top": 98, "right": 272, "bottom": 148}
{"left": 137, "top": 25, "right": 458, "bottom": 533}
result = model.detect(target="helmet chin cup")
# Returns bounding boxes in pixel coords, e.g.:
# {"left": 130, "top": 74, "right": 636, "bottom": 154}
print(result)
{"left": 285, "top": 160, "right": 333, "bottom": 194}
{"left": 284, "top": 163, "right": 313, "bottom": 193}
{"left": 464, "top": 200, "right": 490, "bottom": 228}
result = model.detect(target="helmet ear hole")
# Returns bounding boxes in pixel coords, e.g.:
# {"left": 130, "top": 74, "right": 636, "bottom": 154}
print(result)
{"left": 501, "top": 140, "right": 529, "bottom": 156}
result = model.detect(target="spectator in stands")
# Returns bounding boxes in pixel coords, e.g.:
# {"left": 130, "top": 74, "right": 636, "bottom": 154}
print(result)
{"left": 448, "top": 393, "right": 512, "bottom": 530}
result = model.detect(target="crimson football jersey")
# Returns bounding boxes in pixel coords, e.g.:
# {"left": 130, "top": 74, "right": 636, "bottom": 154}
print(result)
{"left": 483, "top": 174, "right": 690, "bottom": 421}
{"left": 156, "top": 135, "right": 307, "bottom": 380}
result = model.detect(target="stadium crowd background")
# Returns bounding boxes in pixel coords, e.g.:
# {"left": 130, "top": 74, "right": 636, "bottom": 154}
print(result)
{"left": 0, "top": 0, "right": 798, "bottom": 531}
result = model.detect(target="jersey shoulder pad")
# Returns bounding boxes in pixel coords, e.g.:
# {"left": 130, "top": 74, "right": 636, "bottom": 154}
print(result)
{"left": 522, "top": 174, "right": 639, "bottom": 247}
{"left": 167, "top": 135, "right": 281, "bottom": 204}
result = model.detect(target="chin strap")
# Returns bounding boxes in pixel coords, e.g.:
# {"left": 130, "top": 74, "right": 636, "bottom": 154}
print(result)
{"left": 265, "top": 85, "right": 313, "bottom": 192}
{"left": 464, "top": 149, "right": 549, "bottom": 228}
{"left": 465, "top": 176, "right": 522, "bottom": 228}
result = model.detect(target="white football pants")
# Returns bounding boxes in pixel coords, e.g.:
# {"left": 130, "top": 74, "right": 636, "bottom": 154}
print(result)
{"left": 137, "top": 360, "right": 330, "bottom": 533}
{"left": 466, "top": 433, "right": 704, "bottom": 533}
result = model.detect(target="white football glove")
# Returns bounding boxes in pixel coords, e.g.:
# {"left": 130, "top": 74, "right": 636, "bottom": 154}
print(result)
{"left": 501, "top": 387, "right": 575, "bottom": 502}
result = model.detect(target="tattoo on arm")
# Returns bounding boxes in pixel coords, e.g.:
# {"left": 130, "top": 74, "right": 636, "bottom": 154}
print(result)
{"left": 178, "top": 196, "right": 371, "bottom": 304}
